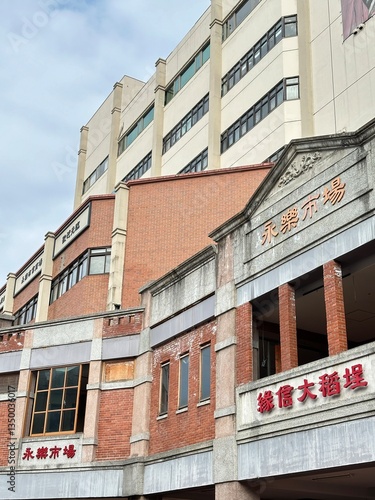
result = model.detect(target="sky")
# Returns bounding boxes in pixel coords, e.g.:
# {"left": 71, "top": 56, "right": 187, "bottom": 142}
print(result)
{"left": 0, "top": 0, "right": 210, "bottom": 287}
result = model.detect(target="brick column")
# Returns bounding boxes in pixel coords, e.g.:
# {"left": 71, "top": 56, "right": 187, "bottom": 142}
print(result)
{"left": 236, "top": 302, "right": 253, "bottom": 384}
{"left": 278, "top": 283, "right": 298, "bottom": 371}
{"left": 323, "top": 260, "right": 348, "bottom": 355}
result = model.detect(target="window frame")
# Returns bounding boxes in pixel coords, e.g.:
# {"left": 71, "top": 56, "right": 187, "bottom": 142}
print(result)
{"left": 178, "top": 353, "right": 189, "bottom": 409}
{"left": 30, "top": 364, "right": 88, "bottom": 437}
{"left": 159, "top": 361, "right": 170, "bottom": 416}
{"left": 200, "top": 344, "right": 211, "bottom": 402}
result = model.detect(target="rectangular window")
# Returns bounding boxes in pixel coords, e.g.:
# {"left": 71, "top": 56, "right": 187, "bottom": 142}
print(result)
{"left": 82, "top": 157, "right": 108, "bottom": 194}
{"left": 179, "top": 354, "right": 189, "bottom": 409}
{"left": 14, "top": 295, "right": 38, "bottom": 326}
{"left": 222, "top": 0, "right": 262, "bottom": 41}
{"left": 162, "top": 94, "right": 209, "bottom": 154}
{"left": 221, "top": 77, "right": 299, "bottom": 153}
{"left": 88, "top": 248, "right": 111, "bottom": 275}
{"left": 30, "top": 365, "right": 88, "bottom": 436}
{"left": 221, "top": 16, "right": 298, "bottom": 97}
{"left": 164, "top": 42, "right": 210, "bottom": 104}
{"left": 178, "top": 148, "right": 208, "bottom": 174}
{"left": 159, "top": 362, "right": 170, "bottom": 416}
{"left": 118, "top": 105, "right": 154, "bottom": 154}
{"left": 123, "top": 152, "right": 152, "bottom": 182}
{"left": 200, "top": 344, "right": 211, "bottom": 401}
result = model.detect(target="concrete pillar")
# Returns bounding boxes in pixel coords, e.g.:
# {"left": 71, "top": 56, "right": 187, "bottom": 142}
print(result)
{"left": 74, "top": 125, "right": 89, "bottom": 210}
{"left": 296, "top": 0, "right": 314, "bottom": 137}
{"left": 207, "top": 0, "right": 223, "bottom": 170}
{"left": 323, "top": 260, "right": 348, "bottom": 355}
{"left": 106, "top": 82, "right": 123, "bottom": 193}
{"left": 2, "top": 273, "right": 16, "bottom": 316}
{"left": 130, "top": 290, "right": 152, "bottom": 457}
{"left": 278, "top": 283, "right": 298, "bottom": 371}
{"left": 82, "top": 318, "right": 103, "bottom": 461}
{"left": 35, "top": 232, "right": 55, "bottom": 322}
{"left": 150, "top": 58, "right": 166, "bottom": 177}
{"left": 107, "top": 181, "right": 129, "bottom": 310}
{"left": 236, "top": 302, "right": 254, "bottom": 384}
{"left": 216, "top": 481, "right": 260, "bottom": 500}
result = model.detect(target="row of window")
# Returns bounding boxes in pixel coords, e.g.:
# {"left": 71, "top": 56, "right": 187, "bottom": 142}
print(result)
{"left": 27, "top": 344, "right": 210, "bottom": 436}
{"left": 123, "top": 152, "right": 152, "bottom": 182}
{"left": 222, "top": 16, "right": 297, "bottom": 97}
{"left": 178, "top": 148, "right": 208, "bottom": 174}
{"left": 118, "top": 105, "right": 154, "bottom": 156}
{"left": 162, "top": 94, "right": 209, "bottom": 154}
{"left": 222, "top": 0, "right": 262, "bottom": 41}
{"left": 82, "top": 156, "right": 108, "bottom": 194}
{"left": 221, "top": 77, "right": 299, "bottom": 153}
{"left": 14, "top": 295, "right": 38, "bottom": 326}
{"left": 50, "top": 248, "right": 111, "bottom": 304}
{"left": 159, "top": 344, "right": 211, "bottom": 416}
{"left": 165, "top": 43, "right": 210, "bottom": 105}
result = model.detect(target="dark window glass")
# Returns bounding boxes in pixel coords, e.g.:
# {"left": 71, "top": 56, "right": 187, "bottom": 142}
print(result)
{"left": 179, "top": 355, "right": 189, "bottom": 408}
{"left": 200, "top": 345, "right": 211, "bottom": 401}
{"left": 30, "top": 365, "right": 87, "bottom": 436}
{"left": 160, "top": 363, "right": 170, "bottom": 415}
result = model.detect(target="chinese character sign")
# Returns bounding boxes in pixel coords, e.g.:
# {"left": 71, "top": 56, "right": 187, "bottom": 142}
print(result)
{"left": 257, "top": 363, "right": 368, "bottom": 414}
{"left": 22, "top": 443, "right": 78, "bottom": 463}
{"left": 261, "top": 177, "right": 346, "bottom": 246}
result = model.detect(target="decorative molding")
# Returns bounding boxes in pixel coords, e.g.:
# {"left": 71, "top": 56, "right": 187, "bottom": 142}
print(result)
{"left": 278, "top": 152, "right": 322, "bottom": 187}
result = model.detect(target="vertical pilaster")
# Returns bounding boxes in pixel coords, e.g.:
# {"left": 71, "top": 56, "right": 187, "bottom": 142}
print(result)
{"left": 107, "top": 181, "right": 129, "bottom": 310}
{"left": 130, "top": 290, "right": 152, "bottom": 457}
{"left": 3, "top": 273, "right": 16, "bottom": 316}
{"left": 236, "top": 302, "right": 253, "bottom": 384}
{"left": 214, "top": 232, "right": 239, "bottom": 490}
{"left": 323, "top": 260, "right": 348, "bottom": 355}
{"left": 106, "top": 82, "right": 123, "bottom": 194}
{"left": 35, "top": 231, "right": 55, "bottom": 322}
{"left": 82, "top": 318, "right": 103, "bottom": 462}
{"left": 150, "top": 58, "right": 166, "bottom": 177}
{"left": 296, "top": 0, "right": 314, "bottom": 137}
{"left": 279, "top": 283, "right": 298, "bottom": 371}
{"left": 207, "top": 0, "right": 223, "bottom": 170}
{"left": 73, "top": 125, "right": 89, "bottom": 210}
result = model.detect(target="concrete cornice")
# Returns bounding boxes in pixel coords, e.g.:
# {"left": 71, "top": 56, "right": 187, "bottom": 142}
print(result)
{"left": 0, "top": 307, "right": 144, "bottom": 335}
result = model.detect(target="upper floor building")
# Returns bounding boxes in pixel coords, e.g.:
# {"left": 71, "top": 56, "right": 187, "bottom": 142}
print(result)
{"left": 74, "top": 0, "right": 375, "bottom": 209}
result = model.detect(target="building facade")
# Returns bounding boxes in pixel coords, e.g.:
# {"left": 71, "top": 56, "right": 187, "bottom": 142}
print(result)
{"left": 1, "top": 1, "right": 375, "bottom": 499}
{"left": 1, "top": 116, "right": 375, "bottom": 500}
{"left": 74, "top": 0, "right": 375, "bottom": 208}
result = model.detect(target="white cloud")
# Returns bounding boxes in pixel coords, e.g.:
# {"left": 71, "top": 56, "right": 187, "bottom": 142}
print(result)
{"left": 0, "top": 0, "right": 210, "bottom": 286}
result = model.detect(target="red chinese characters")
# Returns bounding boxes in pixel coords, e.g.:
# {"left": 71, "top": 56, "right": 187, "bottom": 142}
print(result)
{"left": 257, "top": 363, "right": 368, "bottom": 414}
{"left": 261, "top": 176, "right": 346, "bottom": 245}
{"left": 22, "top": 444, "right": 77, "bottom": 461}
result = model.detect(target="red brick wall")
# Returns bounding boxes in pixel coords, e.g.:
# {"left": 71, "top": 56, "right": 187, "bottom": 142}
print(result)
{"left": 123, "top": 166, "right": 271, "bottom": 307}
{"left": 149, "top": 321, "right": 216, "bottom": 455}
{"left": 52, "top": 197, "right": 114, "bottom": 277}
{"left": 279, "top": 283, "right": 298, "bottom": 371}
{"left": 48, "top": 274, "right": 109, "bottom": 319}
{"left": 102, "top": 313, "right": 143, "bottom": 338}
{"left": 236, "top": 302, "right": 253, "bottom": 385}
{"left": 323, "top": 260, "right": 348, "bottom": 356}
{"left": 95, "top": 389, "right": 133, "bottom": 460}
{"left": 0, "top": 331, "right": 25, "bottom": 353}
{"left": 13, "top": 276, "right": 39, "bottom": 316}
{"left": 48, "top": 197, "right": 115, "bottom": 320}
